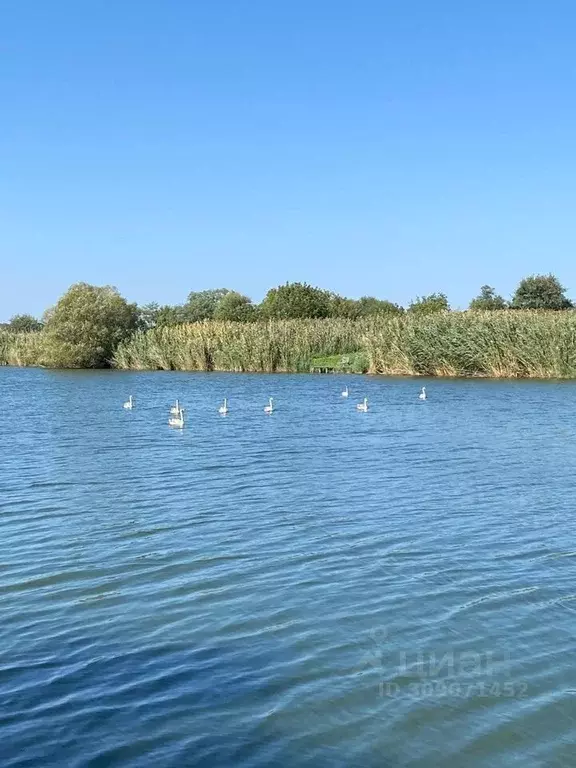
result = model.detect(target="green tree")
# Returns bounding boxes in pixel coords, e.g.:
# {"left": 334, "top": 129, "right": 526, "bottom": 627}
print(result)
{"left": 469, "top": 285, "right": 507, "bottom": 311}
{"left": 156, "top": 305, "right": 188, "bottom": 326}
{"left": 328, "top": 295, "right": 361, "bottom": 319}
{"left": 408, "top": 292, "right": 450, "bottom": 315}
{"left": 137, "top": 302, "right": 161, "bottom": 330}
{"left": 214, "top": 291, "right": 257, "bottom": 322}
{"left": 44, "top": 283, "right": 138, "bottom": 368}
{"left": 328, "top": 295, "right": 403, "bottom": 319}
{"left": 260, "top": 282, "right": 331, "bottom": 319}
{"left": 8, "top": 314, "right": 43, "bottom": 332}
{"left": 183, "top": 288, "right": 231, "bottom": 322}
{"left": 137, "top": 302, "right": 189, "bottom": 329}
{"left": 355, "top": 296, "right": 404, "bottom": 317}
{"left": 511, "top": 274, "right": 572, "bottom": 310}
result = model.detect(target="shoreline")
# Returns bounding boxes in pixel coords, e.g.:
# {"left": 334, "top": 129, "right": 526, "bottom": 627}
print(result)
{"left": 6, "top": 312, "right": 576, "bottom": 379}
{"left": 2, "top": 362, "right": 575, "bottom": 381}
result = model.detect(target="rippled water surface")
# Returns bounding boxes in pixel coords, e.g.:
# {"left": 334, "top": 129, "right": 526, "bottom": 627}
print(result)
{"left": 2, "top": 367, "right": 576, "bottom": 767}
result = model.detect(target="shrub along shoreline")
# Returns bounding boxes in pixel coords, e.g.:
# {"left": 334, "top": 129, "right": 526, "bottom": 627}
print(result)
{"left": 5, "top": 311, "right": 576, "bottom": 378}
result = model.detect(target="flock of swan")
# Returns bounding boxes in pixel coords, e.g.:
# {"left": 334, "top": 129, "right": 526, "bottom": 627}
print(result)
{"left": 122, "top": 386, "right": 427, "bottom": 428}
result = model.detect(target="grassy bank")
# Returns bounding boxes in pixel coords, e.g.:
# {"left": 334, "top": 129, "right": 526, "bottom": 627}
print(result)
{"left": 5, "top": 312, "right": 576, "bottom": 378}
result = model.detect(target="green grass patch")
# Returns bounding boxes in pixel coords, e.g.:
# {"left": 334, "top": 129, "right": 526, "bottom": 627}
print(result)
{"left": 310, "top": 352, "right": 369, "bottom": 373}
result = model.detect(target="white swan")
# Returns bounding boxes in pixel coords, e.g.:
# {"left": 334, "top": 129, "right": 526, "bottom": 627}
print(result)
{"left": 264, "top": 397, "right": 274, "bottom": 413}
{"left": 170, "top": 399, "right": 180, "bottom": 415}
{"left": 342, "top": 386, "right": 349, "bottom": 398}
{"left": 123, "top": 395, "right": 134, "bottom": 410}
{"left": 419, "top": 387, "right": 427, "bottom": 400}
{"left": 356, "top": 397, "right": 368, "bottom": 412}
{"left": 219, "top": 398, "right": 229, "bottom": 415}
{"left": 169, "top": 408, "right": 185, "bottom": 428}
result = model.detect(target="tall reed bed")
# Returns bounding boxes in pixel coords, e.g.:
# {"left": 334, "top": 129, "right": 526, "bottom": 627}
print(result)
{"left": 365, "top": 311, "right": 576, "bottom": 378}
{"left": 114, "top": 319, "right": 364, "bottom": 372}
{"left": 5, "top": 313, "right": 576, "bottom": 378}
{"left": 114, "top": 312, "right": 576, "bottom": 377}
{"left": 0, "top": 331, "right": 45, "bottom": 367}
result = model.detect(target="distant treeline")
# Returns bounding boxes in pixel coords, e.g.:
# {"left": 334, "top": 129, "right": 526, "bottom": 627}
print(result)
{"left": 2, "top": 273, "right": 573, "bottom": 335}
{"left": 0, "top": 275, "right": 575, "bottom": 376}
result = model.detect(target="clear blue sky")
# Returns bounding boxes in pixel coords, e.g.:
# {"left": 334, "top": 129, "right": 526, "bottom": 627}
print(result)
{"left": 2, "top": 0, "right": 576, "bottom": 320}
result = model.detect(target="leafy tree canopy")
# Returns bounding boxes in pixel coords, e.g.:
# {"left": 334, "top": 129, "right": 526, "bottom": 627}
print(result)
{"left": 44, "top": 283, "right": 138, "bottom": 368}
{"left": 137, "top": 302, "right": 161, "bottom": 330}
{"left": 469, "top": 285, "right": 507, "bottom": 311}
{"left": 511, "top": 274, "right": 572, "bottom": 310}
{"left": 328, "top": 295, "right": 361, "bottom": 319}
{"left": 408, "top": 292, "right": 450, "bottom": 315}
{"left": 157, "top": 305, "right": 189, "bottom": 326}
{"left": 260, "top": 282, "right": 332, "bottom": 319}
{"left": 8, "top": 314, "right": 43, "bottom": 333}
{"left": 183, "top": 289, "right": 232, "bottom": 322}
{"left": 355, "top": 296, "right": 404, "bottom": 317}
{"left": 214, "top": 291, "right": 257, "bottom": 322}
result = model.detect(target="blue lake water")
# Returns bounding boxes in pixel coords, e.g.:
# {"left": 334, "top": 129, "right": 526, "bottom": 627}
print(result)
{"left": 1, "top": 367, "right": 576, "bottom": 767}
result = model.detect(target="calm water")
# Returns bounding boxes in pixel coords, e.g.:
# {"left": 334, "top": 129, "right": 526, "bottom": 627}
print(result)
{"left": 1, "top": 367, "right": 576, "bottom": 767}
